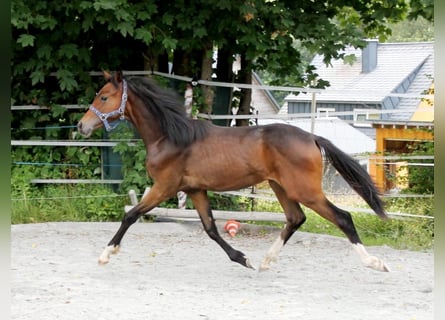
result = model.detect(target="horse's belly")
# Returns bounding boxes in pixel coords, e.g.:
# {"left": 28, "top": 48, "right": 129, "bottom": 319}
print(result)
{"left": 184, "top": 167, "right": 265, "bottom": 191}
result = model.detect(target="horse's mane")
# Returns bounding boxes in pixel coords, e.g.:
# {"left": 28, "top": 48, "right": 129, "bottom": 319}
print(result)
{"left": 125, "top": 76, "right": 210, "bottom": 147}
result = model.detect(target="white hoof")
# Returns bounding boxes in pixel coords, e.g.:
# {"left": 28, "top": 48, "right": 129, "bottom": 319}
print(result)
{"left": 259, "top": 263, "right": 270, "bottom": 272}
{"left": 259, "top": 255, "right": 277, "bottom": 272}
{"left": 259, "top": 236, "right": 284, "bottom": 272}
{"left": 364, "top": 256, "right": 391, "bottom": 272}
{"left": 98, "top": 245, "right": 120, "bottom": 265}
{"left": 352, "top": 244, "right": 390, "bottom": 272}
{"left": 245, "top": 258, "right": 255, "bottom": 270}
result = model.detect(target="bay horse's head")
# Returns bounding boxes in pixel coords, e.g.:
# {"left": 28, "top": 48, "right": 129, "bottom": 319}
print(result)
{"left": 77, "top": 71, "right": 127, "bottom": 137}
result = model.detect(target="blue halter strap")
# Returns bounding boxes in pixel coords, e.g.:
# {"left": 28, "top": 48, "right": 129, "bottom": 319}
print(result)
{"left": 89, "top": 79, "right": 128, "bottom": 131}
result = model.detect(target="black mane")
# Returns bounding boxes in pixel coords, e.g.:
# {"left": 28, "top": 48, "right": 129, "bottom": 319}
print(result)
{"left": 125, "top": 76, "right": 210, "bottom": 147}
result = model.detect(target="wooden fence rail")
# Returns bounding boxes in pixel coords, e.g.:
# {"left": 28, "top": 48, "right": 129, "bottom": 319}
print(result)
{"left": 125, "top": 188, "right": 433, "bottom": 222}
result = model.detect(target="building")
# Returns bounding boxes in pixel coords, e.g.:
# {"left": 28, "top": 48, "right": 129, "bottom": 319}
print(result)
{"left": 281, "top": 40, "right": 434, "bottom": 192}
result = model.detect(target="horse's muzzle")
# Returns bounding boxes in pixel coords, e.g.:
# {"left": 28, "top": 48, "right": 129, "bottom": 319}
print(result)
{"left": 77, "top": 121, "right": 92, "bottom": 138}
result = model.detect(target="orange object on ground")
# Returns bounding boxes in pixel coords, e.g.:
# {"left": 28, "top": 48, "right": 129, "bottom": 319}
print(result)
{"left": 224, "top": 220, "right": 241, "bottom": 237}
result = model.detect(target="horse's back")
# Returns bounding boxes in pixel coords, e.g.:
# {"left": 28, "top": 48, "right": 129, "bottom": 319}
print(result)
{"left": 260, "top": 123, "right": 314, "bottom": 141}
{"left": 212, "top": 121, "right": 322, "bottom": 172}
{"left": 207, "top": 122, "right": 318, "bottom": 157}
{"left": 210, "top": 122, "right": 314, "bottom": 142}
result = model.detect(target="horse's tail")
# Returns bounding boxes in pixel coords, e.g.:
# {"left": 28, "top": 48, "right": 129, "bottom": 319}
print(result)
{"left": 314, "top": 136, "right": 387, "bottom": 219}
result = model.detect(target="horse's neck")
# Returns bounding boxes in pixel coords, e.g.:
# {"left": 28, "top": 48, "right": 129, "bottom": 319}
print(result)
{"left": 127, "top": 99, "right": 164, "bottom": 148}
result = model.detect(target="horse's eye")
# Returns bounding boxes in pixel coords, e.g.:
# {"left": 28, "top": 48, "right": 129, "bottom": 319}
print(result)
{"left": 101, "top": 96, "right": 108, "bottom": 102}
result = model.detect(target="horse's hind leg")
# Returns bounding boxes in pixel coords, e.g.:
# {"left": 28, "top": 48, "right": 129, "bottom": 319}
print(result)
{"left": 260, "top": 181, "right": 307, "bottom": 271}
{"left": 188, "top": 190, "right": 254, "bottom": 269}
{"left": 304, "top": 196, "right": 390, "bottom": 272}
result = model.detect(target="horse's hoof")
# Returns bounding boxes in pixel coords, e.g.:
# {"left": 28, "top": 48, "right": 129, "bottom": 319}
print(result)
{"left": 244, "top": 257, "right": 255, "bottom": 270}
{"left": 258, "top": 263, "right": 271, "bottom": 272}
{"left": 98, "top": 245, "right": 120, "bottom": 265}
{"left": 365, "top": 256, "right": 391, "bottom": 272}
{"left": 98, "top": 252, "right": 110, "bottom": 265}
{"left": 258, "top": 254, "right": 277, "bottom": 272}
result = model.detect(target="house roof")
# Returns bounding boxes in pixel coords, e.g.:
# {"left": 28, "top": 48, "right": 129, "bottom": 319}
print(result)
{"left": 258, "top": 117, "right": 375, "bottom": 154}
{"left": 284, "top": 41, "right": 434, "bottom": 121}
{"left": 251, "top": 71, "right": 281, "bottom": 114}
{"left": 410, "top": 97, "right": 434, "bottom": 122}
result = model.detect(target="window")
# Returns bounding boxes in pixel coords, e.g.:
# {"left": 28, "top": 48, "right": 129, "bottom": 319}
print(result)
{"left": 316, "top": 107, "right": 335, "bottom": 118}
{"left": 353, "top": 109, "right": 380, "bottom": 127}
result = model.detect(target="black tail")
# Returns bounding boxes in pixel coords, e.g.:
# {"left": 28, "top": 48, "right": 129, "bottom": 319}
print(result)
{"left": 315, "top": 136, "right": 387, "bottom": 219}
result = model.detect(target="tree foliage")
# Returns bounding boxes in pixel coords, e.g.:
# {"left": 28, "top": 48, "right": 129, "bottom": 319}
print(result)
{"left": 408, "top": 0, "right": 434, "bottom": 21}
{"left": 386, "top": 16, "right": 434, "bottom": 42}
{"left": 406, "top": 140, "right": 434, "bottom": 194}
{"left": 12, "top": 0, "right": 433, "bottom": 109}
{"left": 11, "top": 0, "right": 434, "bottom": 191}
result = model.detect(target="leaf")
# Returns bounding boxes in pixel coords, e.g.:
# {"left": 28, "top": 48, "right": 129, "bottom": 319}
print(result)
{"left": 37, "top": 114, "right": 50, "bottom": 122}
{"left": 82, "top": 16, "right": 94, "bottom": 31}
{"left": 116, "top": 22, "right": 134, "bottom": 37}
{"left": 93, "top": 0, "right": 118, "bottom": 11}
{"left": 115, "top": 8, "right": 131, "bottom": 21}
{"left": 79, "top": 1, "right": 93, "bottom": 10}
{"left": 55, "top": 69, "right": 72, "bottom": 80}
{"left": 60, "top": 78, "right": 78, "bottom": 92}
{"left": 52, "top": 152, "right": 61, "bottom": 162}
{"left": 77, "top": 152, "right": 89, "bottom": 165}
{"left": 77, "top": 48, "right": 91, "bottom": 64}
{"left": 162, "top": 38, "right": 177, "bottom": 50}
{"left": 343, "top": 54, "right": 357, "bottom": 66}
{"left": 36, "top": 45, "right": 52, "bottom": 59}
{"left": 194, "top": 27, "right": 207, "bottom": 38}
{"left": 39, "top": 16, "right": 57, "bottom": 30}
{"left": 136, "top": 11, "right": 151, "bottom": 21}
{"left": 50, "top": 105, "right": 67, "bottom": 118}
{"left": 30, "top": 70, "right": 45, "bottom": 85}
{"left": 58, "top": 44, "right": 79, "bottom": 59}
{"left": 135, "top": 28, "right": 152, "bottom": 44}
{"left": 17, "top": 34, "right": 35, "bottom": 47}
{"left": 162, "top": 14, "right": 174, "bottom": 26}
{"left": 55, "top": 69, "right": 78, "bottom": 92}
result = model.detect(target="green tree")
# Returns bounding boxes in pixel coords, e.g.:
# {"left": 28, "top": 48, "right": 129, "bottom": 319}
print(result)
{"left": 12, "top": 0, "right": 433, "bottom": 117}
{"left": 385, "top": 16, "right": 434, "bottom": 42}
{"left": 406, "top": 140, "right": 434, "bottom": 194}
{"left": 11, "top": 0, "right": 435, "bottom": 220}
{"left": 11, "top": 0, "right": 434, "bottom": 190}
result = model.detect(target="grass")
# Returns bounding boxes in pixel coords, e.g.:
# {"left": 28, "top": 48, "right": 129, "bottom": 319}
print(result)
{"left": 11, "top": 184, "right": 128, "bottom": 224}
{"left": 11, "top": 184, "right": 433, "bottom": 251}
{"left": 249, "top": 193, "right": 434, "bottom": 251}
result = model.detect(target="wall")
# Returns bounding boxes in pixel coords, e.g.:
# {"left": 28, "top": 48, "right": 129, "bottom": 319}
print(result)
{"left": 369, "top": 123, "right": 434, "bottom": 191}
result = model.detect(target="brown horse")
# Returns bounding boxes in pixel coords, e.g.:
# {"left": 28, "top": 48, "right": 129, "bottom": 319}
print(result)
{"left": 77, "top": 71, "right": 390, "bottom": 272}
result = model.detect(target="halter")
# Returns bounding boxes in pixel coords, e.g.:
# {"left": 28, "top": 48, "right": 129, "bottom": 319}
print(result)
{"left": 89, "top": 79, "right": 128, "bottom": 131}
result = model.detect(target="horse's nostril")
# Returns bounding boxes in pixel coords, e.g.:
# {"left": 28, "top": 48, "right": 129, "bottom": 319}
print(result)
{"left": 77, "top": 122, "right": 82, "bottom": 130}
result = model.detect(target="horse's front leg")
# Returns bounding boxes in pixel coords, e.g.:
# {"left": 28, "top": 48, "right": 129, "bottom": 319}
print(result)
{"left": 98, "top": 185, "right": 167, "bottom": 265}
{"left": 188, "top": 190, "right": 254, "bottom": 269}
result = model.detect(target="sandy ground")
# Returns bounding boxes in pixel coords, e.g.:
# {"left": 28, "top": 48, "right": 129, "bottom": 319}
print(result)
{"left": 11, "top": 221, "right": 433, "bottom": 320}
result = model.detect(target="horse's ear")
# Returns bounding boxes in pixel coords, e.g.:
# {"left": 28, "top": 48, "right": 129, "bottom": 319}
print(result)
{"left": 115, "top": 70, "right": 123, "bottom": 83}
{"left": 103, "top": 70, "right": 112, "bottom": 81}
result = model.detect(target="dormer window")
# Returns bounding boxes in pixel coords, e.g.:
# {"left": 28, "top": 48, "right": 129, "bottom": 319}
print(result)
{"left": 353, "top": 109, "right": 380, "bottom": 127}
{"left": 317, "top": 108, "right": 335, "bottom": 118}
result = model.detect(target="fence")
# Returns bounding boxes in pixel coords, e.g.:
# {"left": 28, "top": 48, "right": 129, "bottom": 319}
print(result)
{"left": 124, "top": 188, "right": 433, "bottom": 222}
{"left": 11, "top": 72, "right": 434, "bottom": 220}
{"left": 11, "top": 115, "right": 434, "bottom": 188}
{"left": 11, "top": 139, "right": 434, "bottom": 221}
